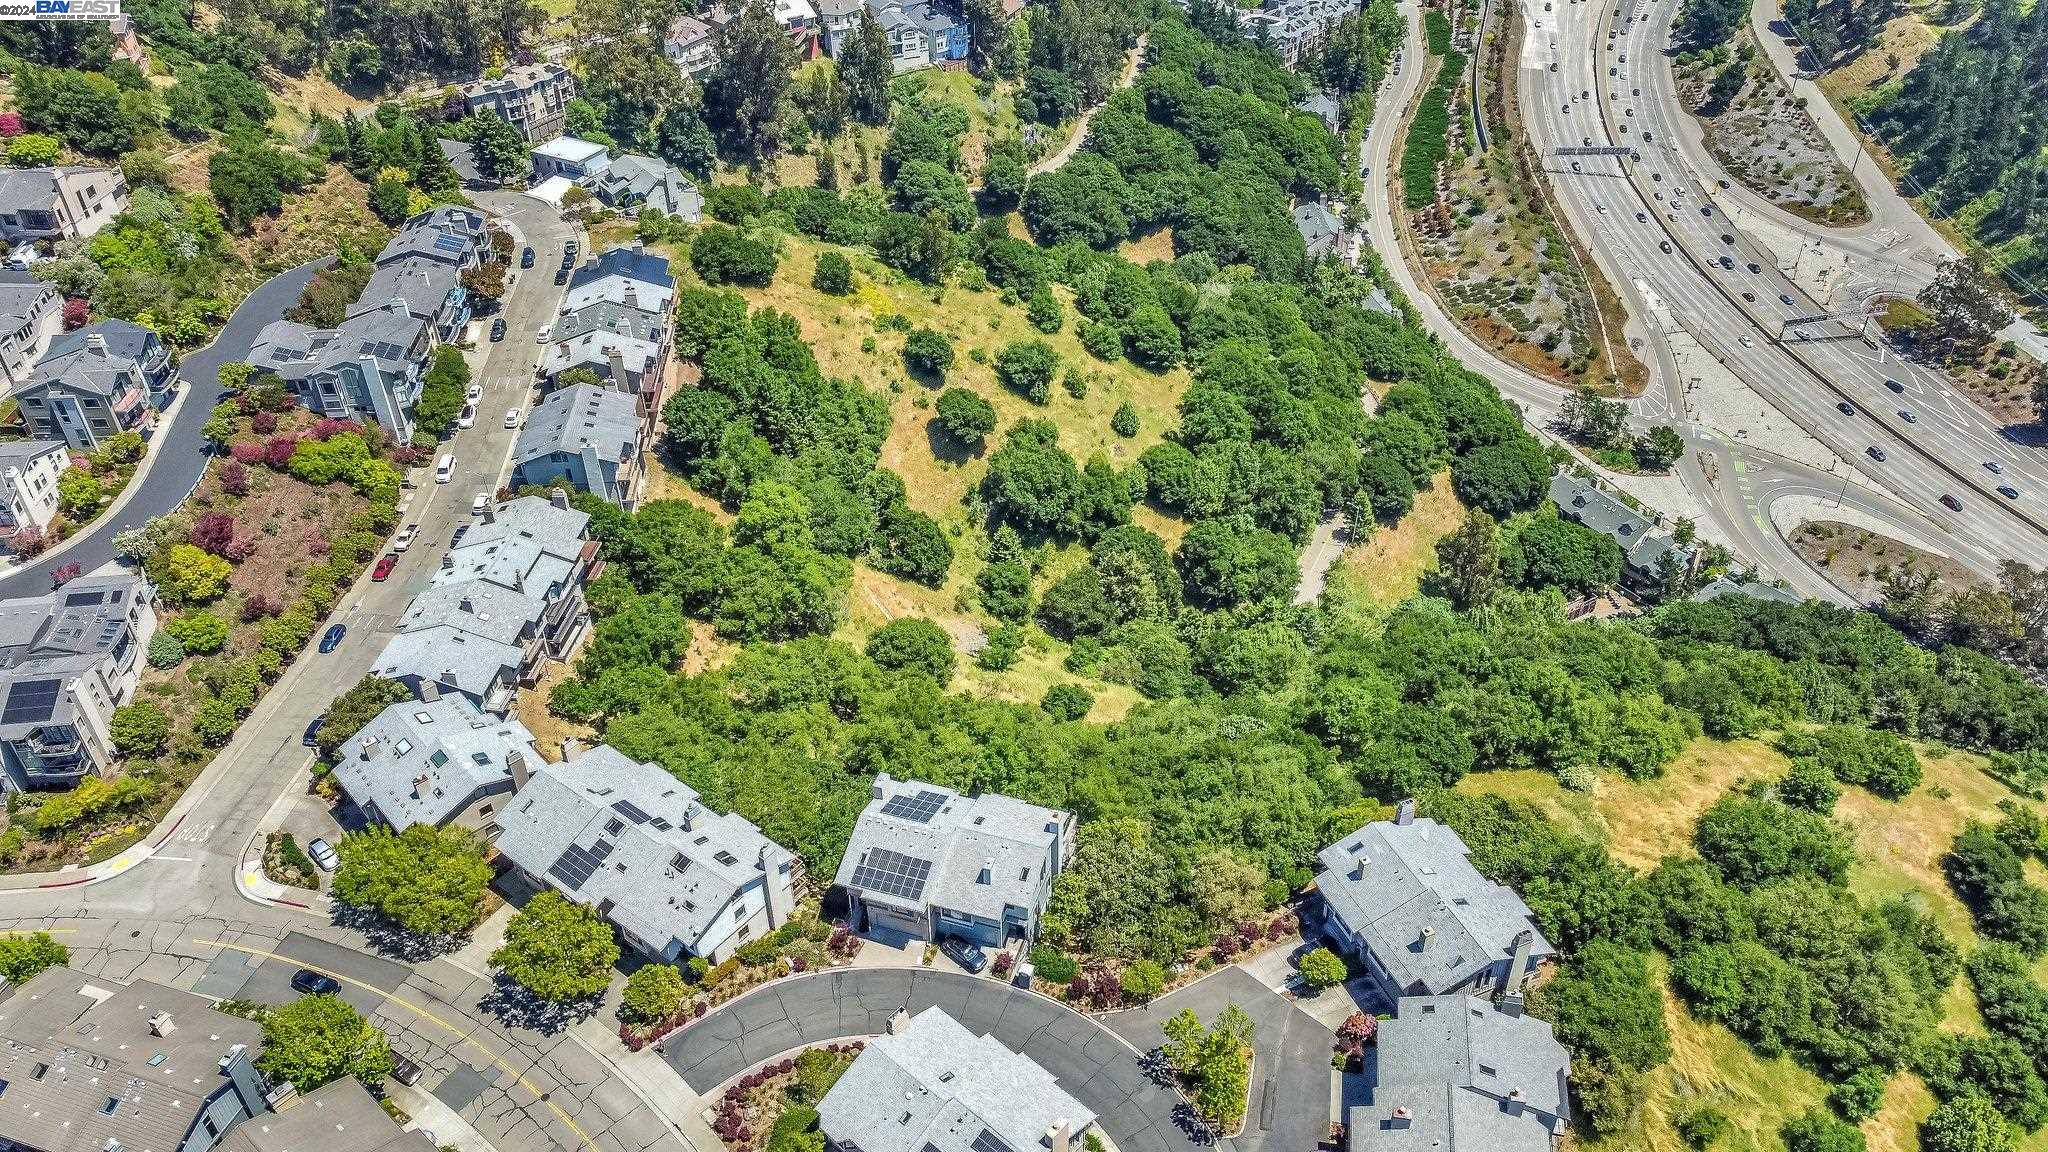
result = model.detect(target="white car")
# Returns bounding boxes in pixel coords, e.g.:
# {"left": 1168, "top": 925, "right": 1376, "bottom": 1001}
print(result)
{"left": 471, "top": 493, "right": 490, "bottom": 516}
{"left": 465, "top": 383, "right": 483, "bottom": 404}
{"left": 1738, "top": 334, "right": 1754, "bottom": 348}
{"left": 535, "top": 324, "right": 552, "bottom": 344}
{"left": 505, "top": 407, "right": 522, "bottom": 429}
{"left": 457, "top": 404, "right": 476, "bottom": 429}
{"left": 307, "top": 838, "right": 340, "bottom": 872}
{"left": 392, "top": 523, "right": 419, "bottom": 552}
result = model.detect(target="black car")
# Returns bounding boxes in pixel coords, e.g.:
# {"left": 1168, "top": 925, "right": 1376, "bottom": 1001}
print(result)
{"left": 1885, "top": 378, "right": 1905, "bottom": 394}
{"left": 318, "top": 623, "right": 346, "bottom": 654}
{"left": 291, "top": 969, "right": 341, "bottom": 995}
{"left": 554, "top": 267, "right": 569, "bottom": 285}
{"left": 520, "top": 246, "right": 535, "bottom": 268}
{"left": 391, "top": 1053, "right": 426, "bottom": 1087}
{"left": 1837, "top": 401, "right": 1855, "bottom": 415}
{"left": 1941, "top": 494, "right": 1964, "bottom": 511}
{"left": 939, "top": 935, "right": 988, "bottom": 974}
{"left": 302, "top": 715, "right": 325, "bottom": 748}
{"left": 1867, "top": 445, "right": 1888, "bottom": 462}
{"left": 490, "top": 317, "right": 507, "bottom": 341}
{"left": 2000, "top": 484, "right": 2021, "bottom": 500}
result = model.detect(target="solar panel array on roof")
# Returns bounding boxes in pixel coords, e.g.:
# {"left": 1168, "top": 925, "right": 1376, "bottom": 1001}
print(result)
{"left": 971, "top": 1130, "right": 1014, "bottom": 1152}
{"left": 611, "top": 799, "right": 652, "bottom": 825}
{"left": 62, "top": 590, "right": 104, "bottom": 607}
{"left": 849, "top": 847, "right": 931, "bottom": 902}
{"left": 547, "top": 838, "right": 615, "bottom": 890}
{"left": 879, "top": 789, "right": 946, "bottom": 824}
{"left": 0, "top": 678, "right": 61, "bottom": 725}
{"left": 433, "top": 233, "right": 468, "bottom": 253}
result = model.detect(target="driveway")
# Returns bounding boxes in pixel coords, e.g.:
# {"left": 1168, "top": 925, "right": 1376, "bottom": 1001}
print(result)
{"left": 662, "top": 969, "right": 1208, "bottom": 1152}
{"left": 1106, "top": 967, "right": 1334, "bottom": 1152}
{"left": 0, "top": 257, "right": 329, "bottom": 599}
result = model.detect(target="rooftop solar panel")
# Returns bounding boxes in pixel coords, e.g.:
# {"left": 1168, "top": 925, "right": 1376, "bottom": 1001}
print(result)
{"left": 849, "top": 848, "right": 931, "bottom": 903}
{"left": 611, "top": 799, "right": 652, "bottom": 825}
{"left": 971, "top": 1131, "right": 1014, "bottom": 1152}
{"left": 62, "top": 591, "right": 104, "bottom": 607}
{"left": 0, "top": 678, "right": 62, "bottom": 725}
{"left": 879, "top": 789, "right": 946, "bottom": 824}
{"left": 546, "top": 838, "right": 615, "bottom": 891}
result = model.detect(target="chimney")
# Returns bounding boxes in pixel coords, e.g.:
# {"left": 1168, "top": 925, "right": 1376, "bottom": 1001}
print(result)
{"left": 607, "top": 347, "right": 628, "bottom": 387}
{"left": 441, "top": 553, "right": 456, "bottom": 571}
{"left": 265, "top": 1081, "right": 300, "bottom": 1112}
{"left": 871, "top": 773, "right": 890, "bottom": 800}
{"left": 420, "top": 681, "right": 440, "bottom": 702}
{"left": 562, "top": 736, "right": 584, "bottom": 760}
{"left": 622, "top": 284, "right": 638, "bottom": 312}
{"left": 1046, "top": 1121, "right": 1071, "bottom": 1152}
{"left": 508, "top": 749, "right": 530, "bottom": 791}
{"left": 147, "top": 1010, "right": 174, "bottom": 1037}
{"left": 460, "top": 595, "right": 475, "bottom": 614}
{"left": 550, "top": 487, "right": 570, "bottom": 511}
{"left": 1390, "top": 1106, "right": 1412, "bottom": 1130}
{"left": 1505, "top": 1087, "right": 1526, "bottom": 1116}
{"left": 1419, "top": 925, "right": 1435, "bottom": 950}
{"left": 1351, "top": 852, "right": 1370, "bottom": 881}
{"left": 1394, "top": 798, "right": 1416, "bottom": 826}
{"left": 85, "top": 333, "right": 107, "bottom": 354}
{"left": 1503, "top": 929, "right": 1535, "bottom": 996}
{"left": 887, "top": 1008, "right": 912, "bottom": 1035}
{"left": 413, "top": 773, "right": 430, "bottom": 798}
{"left": 682, "top": 804, "right": 697, "bottom": 832}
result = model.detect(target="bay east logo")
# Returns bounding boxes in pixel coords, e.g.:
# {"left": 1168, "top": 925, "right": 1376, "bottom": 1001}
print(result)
{"left": 0, "top": 0, "right": 122, "bottom": 18}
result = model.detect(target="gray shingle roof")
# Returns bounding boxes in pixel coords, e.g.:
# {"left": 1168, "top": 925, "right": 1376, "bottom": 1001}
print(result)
{"left": 1315, "top": 817, "right": 1554, "bottom": 996}
{"left": 219, "top": 1078, "right": 436, "bottom": 1152}
{"left": 18, "top": 330, "right": 144, "bottom": 400}
{"left": 1349, "top": 995, "right": 1569, "bottom": 1152}
{"left": 45, "top": 319, "right": 153, "bottom": 364}
{"left": 591, "top": 154, "right": 703, "bottom": 221}
{"left": 1690, "top": 575, "right": 1802, "bottom": 605}
{"left": 249, "top": 302, "right": 424, "bottom": 385}
{"left": 833, "top": 774, "right": 1069, "bottom": 923}
{"left": 562, "top": 247, "right": 674, "bottom": 315}
{"left": 516, "top": 382, "right": 640, "bottom": 469}
{"left": 376, "top": 206, "right": 487, "bottom": 267}
{"left": 1548, "top": 473, "right": 1696, "bottom": 578}
{"left": 0, "top": 271, "right": 53, "bottom": 332}
{"left": 540, "top": 301, "right": 665, "bottom": 381}
{"left": 431, "top": 494, "right": 590, "bottom": 596}
{"left": 0, "top": 166, "right": 114, "bottom": 216}
{"left": 1294, "top": 202, "right": 1345, "bottom": 258}
{"left": 371, "top": 626, "right": 522, "bottom": 700}
{"left": 396, "top": 579, "right": 547, "bottom": 647}
{"left": 494, "top": 745, "right": 793, "bottom": 958}
{"left": 348, "top": 257, "right": 460, "bottom": 325}
{"left": 818, "top": 1006, "right": 1096, "bottom": 1152}
{"left": 333, "top": 694, "right": 537, "bottom": 830}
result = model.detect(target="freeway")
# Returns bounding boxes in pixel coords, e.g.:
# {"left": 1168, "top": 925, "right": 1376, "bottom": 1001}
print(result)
{"left": 1519, "top": 0, "right": 2048, "bottom": 567}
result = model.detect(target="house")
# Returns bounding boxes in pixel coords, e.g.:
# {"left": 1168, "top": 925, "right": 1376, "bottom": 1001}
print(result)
{"left": 540, "top": 298, "right": 669, "bottom": 399}
{"left": 248, "top": 299, "right": 430, "bottom": 444}
{"left": 459, "top": 62, "right": 577, "bottom": 144}
{"left": 1314, "top": 799, "right": 1556, "bottom": 1001}
{"left": 108, "top": 13, "right": 148, "bottom": 72}
{"left": 349, "top": 257, "right": 471, "bottom": 343}
{"left": 43, "top": 318, "right": 176, "bottom": 405}
{"left": 1547, "top": 473, "right": 1698, "bottom": 594}
{"left": 511, "top": 383, "right": 644, "bottom": 505}
{"left": 532, "top": 136, "right": 613, "bottom": 183}
{"left": 909, "top": 1, "right": 968, "bottom": 64}
{"left": 1295, "top": 201, "right": 1361, "bottom": 266}
{"left": 1349, "top": 995, "right": 1569, "bottom": 1152}
{"left": 1690, "top": 575, "right": 1801, "bottom": 606}
{"left": 562, "top": 246, "right": 676, "bottom": 316}
{"left": 0, "top": 271, "right": 62, "bottom": 388}
{"left": 377, "top": 206, "right": 489, "bottom": 270}
{"left": 834, "top": 773, "right": 1075, "bottom": 948}
{"left": 0, "top": 166, "right": 128, "bottom": 246}
{"left": 0, "top": 441, "right": 69, "bottom": 541}
{"left": 818, "top": 1006, "right": 1097, "bottom": 1152}
{"left": 0, "top": 573, "right": 156, "bottom": 791}
{"left": 12, "top": 326, "right": 160, "bottom": 449}
{"left": 1299, "top": 89, "right": 1342, "bottom": 134}
{"left": 589, "top": 154, "right": 704, "bottom": 222}
{"left": 219, "top": 1078, "right": 436, "bottom": 1152}
{"left": 0, "top": 966, "right": 269, "bottom": 1152}
{"left": 817, "top": 0, "right": 864, "bottom": 55}
{"left": 373, "top": 491, "right": 594, "bottom": 711}
{"left": 332, "top": 692, "right": 540, "bottom": 834}
{"left": 872, "top": 3, "right": 931, "bottom": 70}
{"left": 439, "top": 138, "right": 491, "bottom": 189}
{"left": 665, "top": 13, "right": 719, "bottom": 76}
{"left": 777, "top": 0, "right": 821, "bottom": 48}
{"left": 494, "top": 744, "right": 799, "bottom": 964}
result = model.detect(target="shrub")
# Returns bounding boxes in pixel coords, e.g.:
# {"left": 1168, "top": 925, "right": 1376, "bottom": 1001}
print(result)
{"left": 165, "top": 611, "right": 229, "bottom": 654}
{"left": 1041, "top": 682, "right": 1094, "bottom": 721}
{"left": 1111, "top": 403, "right": 1139, "bottom": 437}
{"left": 933, "top": 387, "right": 997, "bottom": 446}
{"left": 1028, "top": 946, "right": 1078, "bottom": 983}
{"left": 903, "top": 329, "right": 955, "bottom": 378}
{"left": 1298, "top": 947, "right": 1348, "bottom": 991}
{"left": 1078, "top": 320, "right": 1122, "bottom": 361}
{"left": 994, "top": 340, "right": 1059, "bottom": 404}
{"left": 813, "top": 251, "right": 853, "bottom": 295}
{"left": 621, "top": 964, "right": 687, "bottom": 1025}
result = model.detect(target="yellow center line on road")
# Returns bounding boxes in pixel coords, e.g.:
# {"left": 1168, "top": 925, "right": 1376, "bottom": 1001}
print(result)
{"left": 194, "top": 938, "right": 596, "bottom": 1151}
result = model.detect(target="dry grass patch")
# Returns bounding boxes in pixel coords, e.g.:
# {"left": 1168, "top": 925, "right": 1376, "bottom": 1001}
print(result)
{"left": 1325, "top": 472, "right": 1464, "bottom": 616}
{"left": 1118, "top": 227, "right": 1178, "bottom": 265}
{"left": 518, "top": 654, "right": 596, "bottom": 763}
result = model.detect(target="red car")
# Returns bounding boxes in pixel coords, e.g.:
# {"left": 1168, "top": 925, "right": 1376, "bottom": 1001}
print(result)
{"left": 372, "top": 554, "right": 399, "bottom": 581}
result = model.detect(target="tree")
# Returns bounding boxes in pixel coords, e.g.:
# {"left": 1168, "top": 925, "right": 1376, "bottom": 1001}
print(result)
{"left": 1298, "top": 947, "right": 1348, "bottom": 991}
{"left": 866, "top": 617, "right": 956, "bottom": 683}
{"left": 3, "top": 133, "right": 60, "bottom": 167}
{"left": 369, "top": 177, "right": 411, "bottom": 224}
{"left": 1111, "top": 403, "right": 1139, "bottom": 437}
{"left": 702, "top": 0, "right": 799, "bottom": 162}
{"left": 904, "top": 329, "right": 956, "bottom": 378}
{"left": 1175, "top": 517, "right": 1298, "bottom": 609}
{"left": 165, "top": 611, "right": 231, "bottom": 654}
{"left": 208, "top": 141, "right": 307, "bottom": 231}
{"left": 621, "top": 963, "right": 687, "bottom": 1025}
{"left": 1121, "top": 959, "right": 1166, "bottom": 1003}
{"left": 492, "top": 890, "right": 622, "bottom": 1003}
{"left": 414, "top": 346, "right": 470, "bottom": 443}
{"left": 13, "top": 68, "right": 136, "bottom": 154}
{"left": 1920, "top": 258, "right": 2013, "bottom": 360}
{"left": 109, "top": 700, "right": 170, "bottom": 757}
{"left": 935, "top": 388, "right": 997, "bottom": 446}
{"left": 1634, "top": 426, "right": 1685, "bottom": 471}
{"left": 1694, "top": 793, "right": 1853, "bottom": 889}
{"left": 1450, "top": 435, "right": 1549, "bottom": 516}
{"left": 1160, "top": 1005, "right": 1255, "bottom": 1130}
{"left": 1921, "top": 1094, "right": 2016, "bottom": 1152}
{"left": 691, "top": 225, "right": 779, "bottom": 286}
{"left": 813, "top": 250, "right": 853, "bottom": 295}
{"left": 257, "top": 994, "right": 394, "bottom": 1091}
{"left": 157, "top": 544, "right": 233, "bottom": 604}
{"left": 995, "top": 340, "right": 1061, "bottom": 404}
{"left": 1782, "top": 1109, "right": 1868, "bottom": 1152}
{"left": 1677, "top": 0, "right": 1753, "bottom": 49}
{"left": 465, "top": 111, "right": 532, "bottom": 183}
{"left": 1503, "top": 513, "right": 1623, "bottom": 594}
{"left": 56, "top": 468, "right": 103, "bottom": 518}
{"left": 981, "top": 420, "right": 1084, "bottom": 536}
{"left": 332, "top": 825, "right": 493, "bottom": 938}
{"left": 1027, "top": 284, "right": 1063, "bottom": 332}
{"left": 1042, "top": 682, "right": 1095, "bottom": 720}
{"left": 840, "top": 10, "right": 894, "bottom": 124}
{"left": 316, "top": 675, "right": 410, "bottom": 758}
{"left": 0, "top": 932, "right": 68, "bottom": 983}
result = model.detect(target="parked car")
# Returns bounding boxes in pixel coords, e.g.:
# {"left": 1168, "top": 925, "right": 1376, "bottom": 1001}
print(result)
{"left": 307, "top": 837, "right": 340, "bottom": 872}
{"left": 490, "top": 318, "right": 507, "bottom": 342}
{"left": 465, "top": 383, "right": 483, "bottom": 404}
{"left": 939, "top": 935, "right": 988, "bottom": 974}
{"left": 318, "top": 623, "right": 346, "bottom": 653}
{"left": 472, "top": 492, "right": 490, "bottom": 516}
{"left": 372, "top": 554, "right": 398, "bottom": 581}
{"left": 302, "top": 715, "right": 326, "bottom": 747}
{"left": 520, "top": 246, "right": 535, "bottom": 269}
{"left": 392, "top": 523, "right": 419, "bottom": 552}
{"left": 391, "top": 1054, "right": 426, "bottom": 1087}
{"left": 291, "top": 969, "right": 341, "bottom": 996}
{"left": 536, "top": 324, "right": 552, "bottom": 343}
{"left": 554, "top": 268, "right": 569, "bottom": 285}
{"left": 505, "top": 407, "right": 522, "bottom": 429}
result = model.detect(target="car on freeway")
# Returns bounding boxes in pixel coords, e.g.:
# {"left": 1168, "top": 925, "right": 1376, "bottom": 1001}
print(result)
{"left": 1702, "top": 206, "right": 1713, "bottom": 217}
{"left": 1747, "top": 263, "right": 1761, "bottom": 274}
{"left": 318, "top": 623, "right": 346, "bottom": 653}
{"left": 372, "top": 554, "right": 398, "bottom": 581}
{"left": 1792, "top": 328, "right": 1811, "bottom": 340}
{"left": 307, "top": 837, "right": 340, "bottom": 871}
{"left": 1659, "top": 240, "right": 1672, "bottom": 253}
{"left": 1885, "top": 378, "right": 1905, "bottom": 393}
{"left": 1941, "top": 494, "right": 1964, "bottom": 512}
{"left": 1986, "top": 461, "right": 2006, "bottom": 475}
{"left": 1867, "top": 446, "right": 1887, "bottom": 462}
{"left": 302, "top": 715, "right": 325, "bottom": 747}
{"left": 1720, "top": 233, "right": 1735, "bottom": 244}
{"left": 939, "top": 935, "right": 988, "bottom": 973}
{"left": 1739, "top": 334, "right": 1754, "bottom": 348}
{"left": 490, "top": 317, "right": 506, "bottom": 341}
{"left": 392, "top": 523, "right": 419, "bottom": 552}
{"left": 1718, "top": 178, "right": 1730, "bottom": 188}
{"left": 472, "top": 493, "right": 490, "bottom": 516}
{"left": 465, "top": 383, "right": 482, "bottom": 404}
{"left": 1898, "top": 409, "right": 1917, "bottom": 423}
{"left": 1837, "top": 401, "right": 1855, "bottom": 415}
{"left": 291, "top": 969, "right": 341, "bottom": 996}
{"left": 457, "top": 404, "right": 476, "bottom": 429}
{"left": 1780, "top": 293, "right": 1796, "bottom": 305}
{"left": 520, "top": 246, "right": 534, "bottom": 268}
{"left": 505, "top": 407, "right": 522, "bottom": 429}
{"left": 2000, "top": 485, "right": 2021, "bottom": 500}
{"left": 1719, "top": 255, "right": 1736, "bottom": 270}
{"left": 1636, "top": 211, "right": 1647, "bottom": 222}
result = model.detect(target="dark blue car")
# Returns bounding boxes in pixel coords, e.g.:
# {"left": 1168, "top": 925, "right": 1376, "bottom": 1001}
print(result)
{"left": 302, "top": 715, "right": 325, "bottom": 747}
{"left": 318, "top": 623, "right": 346, "bottom": 654}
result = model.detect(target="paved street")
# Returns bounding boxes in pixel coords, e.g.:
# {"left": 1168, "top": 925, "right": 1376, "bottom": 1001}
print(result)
{"left": 0, "top": 257, "right": 329, "bottom": 600}
{"left": 663, "top": 970, "right": 1212, "bottom": 1152}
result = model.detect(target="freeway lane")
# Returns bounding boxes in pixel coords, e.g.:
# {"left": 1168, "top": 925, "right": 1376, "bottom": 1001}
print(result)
{"left": 1521, "top": 0, "right": 2048, "bottom": 568}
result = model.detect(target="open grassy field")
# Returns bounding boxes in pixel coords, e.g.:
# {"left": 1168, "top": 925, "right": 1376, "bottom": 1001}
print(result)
{"left": 1458, "top": 736, "right": 2048, "bottom": 1152}
{"left": 1323, "top": 472, "right": 1465, "bottom": 620}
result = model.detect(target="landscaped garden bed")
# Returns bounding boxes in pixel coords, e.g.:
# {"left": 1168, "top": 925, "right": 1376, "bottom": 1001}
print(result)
{"left": 710, "top": 1045, "right": 861, "bottom": 1152}
{"left": 618, "top": 908, "right": 860, "bottom": 1051}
